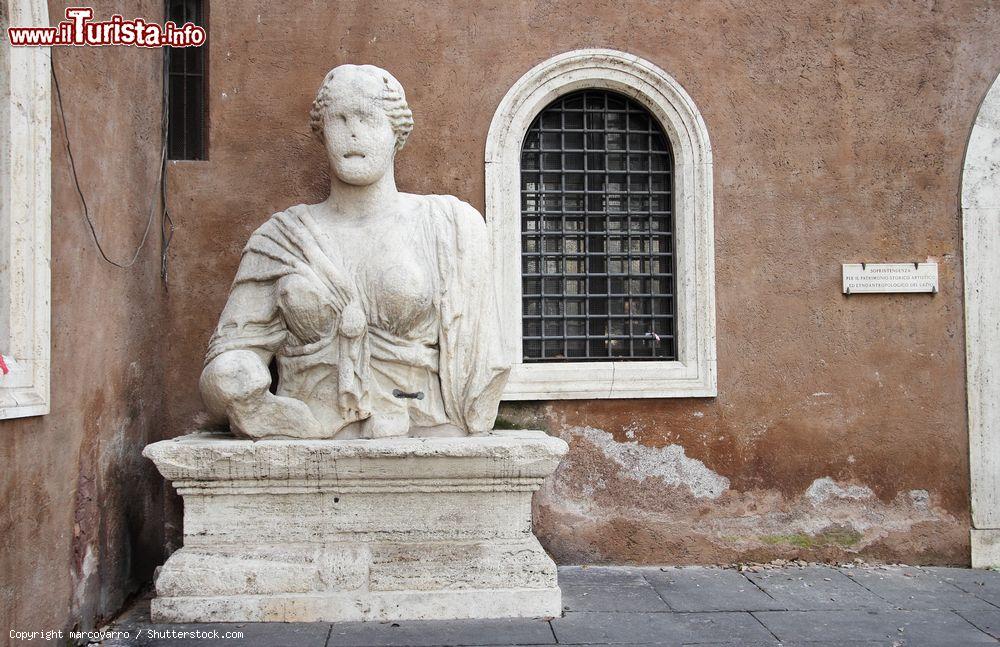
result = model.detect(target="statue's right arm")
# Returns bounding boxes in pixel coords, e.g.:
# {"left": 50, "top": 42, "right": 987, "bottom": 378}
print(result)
{"left": 199, "top": 225, "right": 322, "bottom": 438}
{"left": 200, "top": 347, "right": 323, "bottom": 439}
{"left": 198, "top": 262, "right": 325, "bottom": 438}
{"left": 199, "top": 266, "right": 282, "bottom": 418}
{"left": 200, "top": 348, "right": 272, "bottom": 420}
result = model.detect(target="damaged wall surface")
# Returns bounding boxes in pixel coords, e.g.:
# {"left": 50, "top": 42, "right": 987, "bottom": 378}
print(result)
{"left": 518, "top": 414, "right": 966, "bottom": 564}
{"left": 0, "top": 0, "right": 169, "bottom": 636}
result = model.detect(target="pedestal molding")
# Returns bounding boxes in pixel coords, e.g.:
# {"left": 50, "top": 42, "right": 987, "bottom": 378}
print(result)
{"left": 174, "top": 477, "right": 547, "bottom": 495}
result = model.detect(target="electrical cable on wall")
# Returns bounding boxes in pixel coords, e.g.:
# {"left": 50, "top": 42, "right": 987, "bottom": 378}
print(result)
{"left": 51, "top": 53, "right": 174, "bottom": 282}
{"left": 159, "top": 42, "right": 175, "bottom": 285}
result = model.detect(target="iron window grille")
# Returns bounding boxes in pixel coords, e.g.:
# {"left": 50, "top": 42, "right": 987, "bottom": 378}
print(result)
{"left": 520, "top": 89, "right": 676, "bottom": 362}
{"left": 166, "top": 0, "right": 207, "bottom": 160}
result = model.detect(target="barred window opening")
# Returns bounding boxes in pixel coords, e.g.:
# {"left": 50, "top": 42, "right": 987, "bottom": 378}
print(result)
{"left": 166, "top": 0, "right": 207, "bottom": 160}
{"left": 520, "top": 89, "right": 676, "bottom": 362}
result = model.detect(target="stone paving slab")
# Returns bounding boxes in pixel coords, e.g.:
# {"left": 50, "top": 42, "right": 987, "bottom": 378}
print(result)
{"left": 326, "top": 618, "right": 556, "bottom": 646}
{"left": 754, "top": 609, "right": 997, "bottom": 645}
{"left": 958, "top": 609, "right": 1000, "bottom": 641}
{"left": 550, "top": 611, "right": 774, "bottom": 645}
{"left": 99, "top": 566, "right": 1000, "bottom": 646}
{"left": 744, "top": 566, "right": 891, "bottom": 610}
{"left": 558, "top": 567, "right": 650, "bottom": 586}
{"left": 679, "top": 643, "right": 894, "bottom": 647}
{"left": 554, "top": 643, "right": 896, "bottom": 647}
{"left": 103, "top": 621, "right": 331, "bottom": 647}
{"left": 924, "top": 566, "right": 1000, "bottom": 608}
{"left": 840, "top": 566, "right": 1000, "bottom": 611}
{"left": 561, "top": 583, "right": 671, "bottom": 613}
{"left": 642, "top": 567, "right": 784, "bottom": 612}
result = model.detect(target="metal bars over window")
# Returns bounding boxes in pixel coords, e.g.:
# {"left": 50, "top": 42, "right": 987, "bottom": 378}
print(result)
{"left": 520, "top": 90, "right": 676, "bottom": 362}
{"left": 166, "top": 0, "right": 207, "bottom": 160}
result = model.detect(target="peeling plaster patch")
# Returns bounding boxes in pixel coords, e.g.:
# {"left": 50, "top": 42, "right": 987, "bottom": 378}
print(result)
{"left": 580, "top": 476, "right": 608, "bottom": 498}
{"left": 909, "top": 489, "right": 930, "bottom": 510}
{"left": 570, "top": 426, "right": 730, "bottom": 499}
{"left": 806, "top": 477, "right": 875, "bottom": 505}
{"left": 538, "top": 421, "right": 957, "bottom": 562}
{"left": 534, "top": 408, "right": 957, "bottom": 563}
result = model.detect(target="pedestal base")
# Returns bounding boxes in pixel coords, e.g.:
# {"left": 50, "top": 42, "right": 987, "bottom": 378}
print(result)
{"left": 972, "top": 529, "right": 1000, "bottom": 569}
{"left": 143, "top": 430, "right": 568, "bottom": 623}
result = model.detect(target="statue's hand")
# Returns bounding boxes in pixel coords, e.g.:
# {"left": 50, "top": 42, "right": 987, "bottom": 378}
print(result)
{"left": 228, "top": 392, "right": 326, "bottom": 440}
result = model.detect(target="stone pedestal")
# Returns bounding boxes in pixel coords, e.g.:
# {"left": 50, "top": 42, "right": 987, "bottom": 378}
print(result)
{"left": 143, "top": 430, "right": 568, "bottom": 623}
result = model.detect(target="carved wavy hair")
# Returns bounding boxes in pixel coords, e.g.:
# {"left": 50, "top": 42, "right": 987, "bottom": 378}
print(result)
{"left": 309, "top": 65, "right": 414, "bottom": 151}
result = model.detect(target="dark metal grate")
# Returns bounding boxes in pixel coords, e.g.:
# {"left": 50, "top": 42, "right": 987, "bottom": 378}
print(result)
{"left": 166, "top": 0, "right": 207, "bottom": 160}
{"left": 520, "top": 89, "right": 676, "bottom": 362}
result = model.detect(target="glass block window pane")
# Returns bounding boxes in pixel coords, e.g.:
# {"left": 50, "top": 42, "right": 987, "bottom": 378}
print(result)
{"left": 520, "top": 90, "right": 675, "bottom": 362}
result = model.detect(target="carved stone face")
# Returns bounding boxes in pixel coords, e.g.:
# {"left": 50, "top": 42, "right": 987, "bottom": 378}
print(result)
{"left": 321, "top": 74, "right": 397, "bottom": 186}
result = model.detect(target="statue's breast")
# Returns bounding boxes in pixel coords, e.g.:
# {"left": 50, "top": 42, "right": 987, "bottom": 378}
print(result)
{"left": 362, "top": 251, "right": 435, "bottom": 337}
{"left": 301, "top": 199, "right": 440, "bottom": 341}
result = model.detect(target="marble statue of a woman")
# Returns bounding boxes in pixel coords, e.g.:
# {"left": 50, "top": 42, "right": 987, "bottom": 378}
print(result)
{"left": 145, "top": 63, "right": 563, "bottom": 625}
{"left": 199, "top": 64, "right": 510, "bottom": 440}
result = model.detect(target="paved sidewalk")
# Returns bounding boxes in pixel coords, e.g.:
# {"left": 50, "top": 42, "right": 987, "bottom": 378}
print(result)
{"left": 100, "top": 565, "right": 1000, "bottom": 646}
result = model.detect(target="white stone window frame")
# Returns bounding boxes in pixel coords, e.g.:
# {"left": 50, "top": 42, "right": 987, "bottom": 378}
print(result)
{"left": 486, "top": 49, "right": 716, "bottom": 400}
{"left": 0, "top": 0, "right": 51, "bottom": 419}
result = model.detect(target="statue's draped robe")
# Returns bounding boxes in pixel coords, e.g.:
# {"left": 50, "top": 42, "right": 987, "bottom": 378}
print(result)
{"left": 206, "top": 194, "right": 510, "bottom": 437}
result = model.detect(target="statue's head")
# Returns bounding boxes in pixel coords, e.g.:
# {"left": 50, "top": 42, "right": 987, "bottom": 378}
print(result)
{"left": 310, "top": 64, "right": 414, "bottom": 186}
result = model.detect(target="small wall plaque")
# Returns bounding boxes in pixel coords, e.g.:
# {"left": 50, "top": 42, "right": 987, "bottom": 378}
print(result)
{"left": 842, "top": 262, "right": 938, "bottom": 294}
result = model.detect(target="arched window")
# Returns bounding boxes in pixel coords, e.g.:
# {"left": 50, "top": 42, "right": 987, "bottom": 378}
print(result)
{"left": 520, "top": 89, "right": 676, "bottom": 363}
{"left": 486, "top": 50, "right": 716, "bottom": 399}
